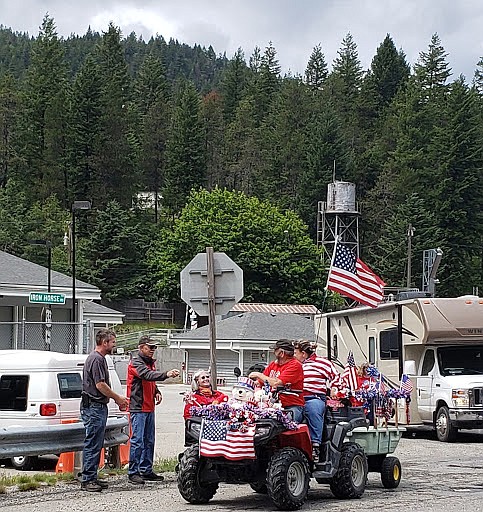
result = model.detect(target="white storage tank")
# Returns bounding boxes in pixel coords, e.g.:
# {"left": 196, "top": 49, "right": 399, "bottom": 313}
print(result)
{"left": 326, "top": 181, "right": 357, "bottom": 213}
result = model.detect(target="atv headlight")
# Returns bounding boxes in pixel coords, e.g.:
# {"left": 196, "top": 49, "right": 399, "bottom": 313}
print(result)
{"left": 189, "top": 421, "right": 202, "bottom": 438}
{"left": 254, "top": 426, "right": 271, "bottom": 439}
{"left": 452, "top": 389, "right": 469, "bottom": 407}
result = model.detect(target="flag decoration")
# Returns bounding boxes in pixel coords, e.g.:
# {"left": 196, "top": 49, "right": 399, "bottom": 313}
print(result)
{"left": 342, "top": 351, "right": 358, "bottom": 392}
{"left": 327, "top": 243, "right": 385, "bottom": 308}
{"left": 400, "top": 374, "right": 414, "bottom": 393}
{"left": 199, "top": 419, "right": 256, "bottom": 460}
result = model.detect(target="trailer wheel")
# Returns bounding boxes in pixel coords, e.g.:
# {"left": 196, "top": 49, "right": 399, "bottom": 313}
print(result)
{"left": 380, "top": 456, "right": 402, "bottom": 488}
{"left": 330, "top": 442, "right": 367, "bottom": 499}
{"left": 435, "top": 406, "right": 458, "bottom": 442}
{"left": 267, "top": 447, "right": 310, "bottom": 510}
{"left": 177, "top": 445, "right": 218, "bottom": 504}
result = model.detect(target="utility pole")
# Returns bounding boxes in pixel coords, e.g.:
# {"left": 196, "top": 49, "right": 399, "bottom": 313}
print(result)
{"left": 407, "top": 224, "right": 415, "bottom": 288}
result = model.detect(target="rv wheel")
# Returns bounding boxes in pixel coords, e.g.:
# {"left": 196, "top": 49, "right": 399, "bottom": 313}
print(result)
{"left": 435, "top": 406, "right": 458, "bottom": 442}
{"left": 11, "top": 455, "right": 38, "bottom": 471}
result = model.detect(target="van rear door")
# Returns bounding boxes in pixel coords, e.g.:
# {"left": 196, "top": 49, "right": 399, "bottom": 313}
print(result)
{"left": 56, "top": 371, "right": 83, "bottom": 421}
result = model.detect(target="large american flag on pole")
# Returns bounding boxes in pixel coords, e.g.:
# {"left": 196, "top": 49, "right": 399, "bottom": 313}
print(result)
{"left": 199, "top": 419, "right": 256, "bottom": 460}
{"left": 326, "top": 243, "right": 385, "bottom": 308}
{"left": 342, "top": 351, "right": 358, "bottom": 392}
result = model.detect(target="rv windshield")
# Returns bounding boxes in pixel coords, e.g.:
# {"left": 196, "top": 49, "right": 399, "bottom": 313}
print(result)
{"left": 438, "top": 346, "right": 483, "bottom": 376}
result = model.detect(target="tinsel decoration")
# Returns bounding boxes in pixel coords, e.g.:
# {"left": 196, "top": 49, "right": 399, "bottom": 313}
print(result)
{"left": 366, "top": 365, "right": 380, "bottom": 378}
{"left": 189, "top": 402, "right": 298, "bottom": 430}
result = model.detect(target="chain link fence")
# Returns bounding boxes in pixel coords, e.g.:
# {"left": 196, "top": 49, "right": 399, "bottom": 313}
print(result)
{"left": 0, "top": 320, "right": 92, "bottom": 353}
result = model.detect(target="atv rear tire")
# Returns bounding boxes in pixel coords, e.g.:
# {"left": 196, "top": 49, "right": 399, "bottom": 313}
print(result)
{"left": 330, "top": 442, "right": 367, "bottom": 499}
{"left": 250, "top": 481, "right": 268, "bottom": 494}
{"left": 177, "top": 445, "right": 218, "bottom": 504}
{"left": 380, "top": 456, "right": 402, "bottom": 489}
{"left": 267, "top": 447, "right": 310, "bottom": 510}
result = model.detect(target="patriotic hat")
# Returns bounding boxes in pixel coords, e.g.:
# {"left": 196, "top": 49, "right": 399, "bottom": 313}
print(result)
{"left": 234, "top": 376, "right": 255, "bottom": 391}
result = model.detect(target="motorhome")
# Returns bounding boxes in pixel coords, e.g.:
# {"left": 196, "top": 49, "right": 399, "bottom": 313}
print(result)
{"left": 315, "top": 295, "right": 483, "bottom": 442}
{"left": 0, "top": 350, "right": 125, "bottom": 469}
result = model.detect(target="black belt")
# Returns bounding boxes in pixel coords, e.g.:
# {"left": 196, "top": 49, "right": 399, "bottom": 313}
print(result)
{"left": 304, "top": 394, "right": 326, "bottom": 401}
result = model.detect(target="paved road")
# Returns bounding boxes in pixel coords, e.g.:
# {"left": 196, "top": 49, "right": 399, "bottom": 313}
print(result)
{"left": 1, "top": 385, "right": 483, "bottom": 511}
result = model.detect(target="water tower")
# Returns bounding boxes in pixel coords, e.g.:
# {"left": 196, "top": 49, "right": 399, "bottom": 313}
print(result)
{"left": 317, "top": 181, "right": 360, "bottom": 264}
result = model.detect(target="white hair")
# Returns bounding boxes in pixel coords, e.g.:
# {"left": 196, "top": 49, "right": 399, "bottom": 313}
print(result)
{"left": 191, "top": 369, "right": 210, "bottom": 391}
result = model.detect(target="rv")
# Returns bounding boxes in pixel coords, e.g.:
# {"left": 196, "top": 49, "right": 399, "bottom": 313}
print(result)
{"left": 315, "top": 296, "right": 483, "bottom": 442}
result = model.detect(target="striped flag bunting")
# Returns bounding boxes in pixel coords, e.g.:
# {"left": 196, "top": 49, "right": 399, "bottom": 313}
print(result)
{"left": 199, "top": 419, "right": 256, "bottom": 460}
{"left": 342, "top": 351, "right": 358, "bottom": 392}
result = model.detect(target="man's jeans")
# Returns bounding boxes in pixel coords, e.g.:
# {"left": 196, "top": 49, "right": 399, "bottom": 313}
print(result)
{"left": 128, "top": 411, "right": 155, "bottom": 476}
{"left": 304, "top": 395, "right": 326, "bottom": 444}
{"left": 284, "top": 405, "right": 305, "bottom": 423}
{"left": 81, "top": 403, "right": 108, "bottom": 483}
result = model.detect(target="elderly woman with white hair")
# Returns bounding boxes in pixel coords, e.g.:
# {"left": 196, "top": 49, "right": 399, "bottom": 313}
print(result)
{"left": 183, "top": 369, "right": 228, "bottom": 419}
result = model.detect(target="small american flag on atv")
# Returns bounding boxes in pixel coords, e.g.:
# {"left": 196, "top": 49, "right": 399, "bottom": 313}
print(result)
{"left": 200, "top": 419, "right": 256, "bottom": 460}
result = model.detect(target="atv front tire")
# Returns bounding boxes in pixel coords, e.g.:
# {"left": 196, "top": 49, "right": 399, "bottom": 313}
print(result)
{"left": 250, "top": 481, "right": 268, "bottom": 494}
{"left": 330, "top": 442, "right": 367, "bottom": 499}
{"left": 267, "top": 447, "right": 310, "bottom": 510}
{"left": 177, "top": 445, "right": 218, "bottom": 503}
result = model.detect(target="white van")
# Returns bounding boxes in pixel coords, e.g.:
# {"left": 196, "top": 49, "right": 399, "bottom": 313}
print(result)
{"left": 0, "top": 350, "right": 125, "bottom": 469}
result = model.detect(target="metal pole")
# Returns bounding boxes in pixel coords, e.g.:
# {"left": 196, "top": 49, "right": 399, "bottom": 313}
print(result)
{"left": 47, "top": 244, "right": 52, "bottom": 293}
{"left": 72, "top": 210, "right": 76, "bottom": 324}
{"left": 206, "top": 247, "right": 218, "bottom": 391}
{"left": 406, "top": 224, "right": 414, "bottom": 289}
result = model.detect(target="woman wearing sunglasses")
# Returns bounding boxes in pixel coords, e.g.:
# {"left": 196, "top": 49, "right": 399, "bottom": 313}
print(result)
{"left": 183, "top": 369, "right": 228, "bottom": 419}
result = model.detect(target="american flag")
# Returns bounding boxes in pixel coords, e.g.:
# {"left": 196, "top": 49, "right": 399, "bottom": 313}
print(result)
{"left": 400, "top": 374, "right": 413, "bottom": 393}
{"left": 377, "top": 375, "right": 387, "bottom": 395}
{"left": 199, "top": 419, "right": 256, "bottom": 460}
{"left": 342, "top": 351, "right": 358, "bottom": 392}
{"left": 327, "top": 243, "right": 385, "bottom": 308}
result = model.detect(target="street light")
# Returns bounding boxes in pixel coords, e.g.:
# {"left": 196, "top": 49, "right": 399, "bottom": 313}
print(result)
{"left": 71, "top": 201, "right": 91, "bottom": 326}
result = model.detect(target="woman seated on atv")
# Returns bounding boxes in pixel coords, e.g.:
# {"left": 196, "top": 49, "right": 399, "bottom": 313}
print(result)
{"left": 183, "top": 369, "right": 228, "bottom": 419}
{"left": 293, "top": 340, "right": 340, "bottom": 461}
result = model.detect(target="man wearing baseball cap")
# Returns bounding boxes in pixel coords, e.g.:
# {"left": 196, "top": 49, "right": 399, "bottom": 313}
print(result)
{"left": 126, "top": 335, "right": 180, "bottom": 484}
{"left": 249, "top": 339, "right": 305, "bottom": 422}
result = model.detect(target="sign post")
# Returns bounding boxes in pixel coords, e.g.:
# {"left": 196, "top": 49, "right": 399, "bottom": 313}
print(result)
{"left": 180, "top": 250, "right": 244, "bottom": 390}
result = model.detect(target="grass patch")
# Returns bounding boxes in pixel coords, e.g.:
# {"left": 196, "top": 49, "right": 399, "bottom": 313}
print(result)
{"left": 154, "top": 457, "right": 178, "bottom": 473}
{"left": 18, "top": 481, "right": 41, "bottom": 491}
{"left": 0, "top": 484, "right": 6, "bottom": 494}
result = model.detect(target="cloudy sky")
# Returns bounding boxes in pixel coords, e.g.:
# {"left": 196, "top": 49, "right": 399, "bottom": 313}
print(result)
{"left": 2, "top": 1, "right": 482, "bottom": 80}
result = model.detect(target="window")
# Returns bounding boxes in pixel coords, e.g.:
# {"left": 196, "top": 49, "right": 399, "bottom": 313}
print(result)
{"left": 332, "top": 334, "right": 338, "bottom": 360}
{"left": 421, "top": 350, "right": 435, "bottom": 375}
{"left": 57, "top": 373, "right": 83, "bottom": 399}
{"left": 368, "top": 337, "right": 376, "bottom": 364}
{"left": 0, "top": 375, "right": 29, "bottom": 411}
{"left": 380, "top": 329, "right": 399, "bottom": 360}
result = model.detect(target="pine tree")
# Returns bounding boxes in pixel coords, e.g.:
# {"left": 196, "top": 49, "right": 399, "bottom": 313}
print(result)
{"left": 220, "top": 48, "right": 249, "bottom": 122}
{"left": 305, "top": 44, "right": 328, "bottom": 91}
{"left": 0, "top": 73, "right": 18, "bottom": 188}
{"left": 163, "top": 80, "right": 205, "bottom": 215}
{"left": 202, "top": 91, "right": 225, "bottom": 190}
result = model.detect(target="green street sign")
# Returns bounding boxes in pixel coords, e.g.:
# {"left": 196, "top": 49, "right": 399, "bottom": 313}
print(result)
{"left": 29, "top": 292, "right": 66, "bottom": 305}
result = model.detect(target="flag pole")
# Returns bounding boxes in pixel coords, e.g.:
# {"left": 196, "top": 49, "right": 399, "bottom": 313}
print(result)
{"left": 324, "top": 235, "right": 340, "bottom": 291}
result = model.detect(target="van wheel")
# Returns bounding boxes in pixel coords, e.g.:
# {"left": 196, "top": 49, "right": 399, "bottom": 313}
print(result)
{"left": 435, "top": 406, "right": 458, "bottom": 442}
{"left": 11, "top": 455, "right": 38, "bottom": 470}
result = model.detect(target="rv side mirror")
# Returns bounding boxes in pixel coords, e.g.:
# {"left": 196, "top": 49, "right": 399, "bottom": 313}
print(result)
{"left": 404, "top": 360, "right": 417, "bottom": 376}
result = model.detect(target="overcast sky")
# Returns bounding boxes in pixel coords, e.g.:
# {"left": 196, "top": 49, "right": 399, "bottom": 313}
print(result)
{"left": 1, "top": 1, "right": 482, "bottom": 81}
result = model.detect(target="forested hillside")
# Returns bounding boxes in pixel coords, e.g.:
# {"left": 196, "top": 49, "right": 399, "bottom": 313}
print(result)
{"left": 0, "top": 14, "right": 481, "bottom": 306}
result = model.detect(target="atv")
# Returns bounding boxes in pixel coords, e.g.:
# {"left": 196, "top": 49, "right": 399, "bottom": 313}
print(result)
{"left": 177, "top": 380, "right": 372, "bottom": 510}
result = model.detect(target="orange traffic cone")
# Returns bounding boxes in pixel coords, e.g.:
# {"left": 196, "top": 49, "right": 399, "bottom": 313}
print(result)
{"left": 56, "top": 419, "right": 80, "bottom": 473}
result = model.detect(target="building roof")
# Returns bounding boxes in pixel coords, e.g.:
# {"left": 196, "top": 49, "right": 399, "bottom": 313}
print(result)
{"left": 230, "top": 303, "right": 319, "bottom": 315}
{"left": 0, "top": 250, "right": 99, "bottom": 299}
{"left": 171, "top": 312, "right": 315, "bottom": 343}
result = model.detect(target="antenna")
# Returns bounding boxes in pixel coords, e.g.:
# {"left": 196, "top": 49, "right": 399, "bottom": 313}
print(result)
{"left": 332, "top": 160, "right": 336, "bottom": 182}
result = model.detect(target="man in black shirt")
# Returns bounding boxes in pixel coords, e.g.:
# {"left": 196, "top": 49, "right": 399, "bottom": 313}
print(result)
{"left": 81, "top": 329, "right": 128, "bottom": 492}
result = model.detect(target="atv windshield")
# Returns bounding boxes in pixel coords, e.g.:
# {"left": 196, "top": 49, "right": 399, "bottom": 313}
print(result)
{"left": 437, "top": 346, "right": 483, "bottom": 376}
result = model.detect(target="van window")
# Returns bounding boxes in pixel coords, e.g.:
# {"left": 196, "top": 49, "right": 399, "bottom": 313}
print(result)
{"left": 368, "top": 337, "right": 376, "bottom": 364}
{"left": 380, "top": 329, "right": 399, "bottom": 359}
{"left": 0, "top": 375, "right": 29, "bottom": 411}
{"left": 57, "top": 373, "right": 83, "bottom": 399}
{"left": 421, "top": 350, "right": 435, "bottom": 375}
{"left": 332, "top": 335, "right": 338, "bottom": 360}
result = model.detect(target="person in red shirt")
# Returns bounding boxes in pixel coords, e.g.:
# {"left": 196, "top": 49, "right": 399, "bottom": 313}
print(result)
{"left": 249, "top": 339, "right": 305, "bottom": 422}
{"left": 183, "top": 369, "right": 228, "bottom": 419}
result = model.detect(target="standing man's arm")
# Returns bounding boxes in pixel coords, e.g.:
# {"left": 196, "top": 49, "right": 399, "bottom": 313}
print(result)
{"left": 96, "top": 381, "right": 129, "bottom": 409}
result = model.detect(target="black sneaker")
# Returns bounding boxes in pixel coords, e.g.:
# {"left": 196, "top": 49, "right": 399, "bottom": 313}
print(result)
{"left": 141, "top": 472, "right": 164, "bottom": 481}
{"left": 95, "top": 479, "right": 108, "bottom": 489}
{"left": 128, "top": 474, "right": 145, "bottom": 485}
{"left": 312, "top": 444, "right": 320, "bottom": 464}
{"left": 81, "top": 481, "right": 103, "bottom": 492}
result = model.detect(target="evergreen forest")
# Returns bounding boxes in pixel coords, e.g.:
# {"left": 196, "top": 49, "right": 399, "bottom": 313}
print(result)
{"left": 0, "top": 15, "right": 482, "bottom": 309}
